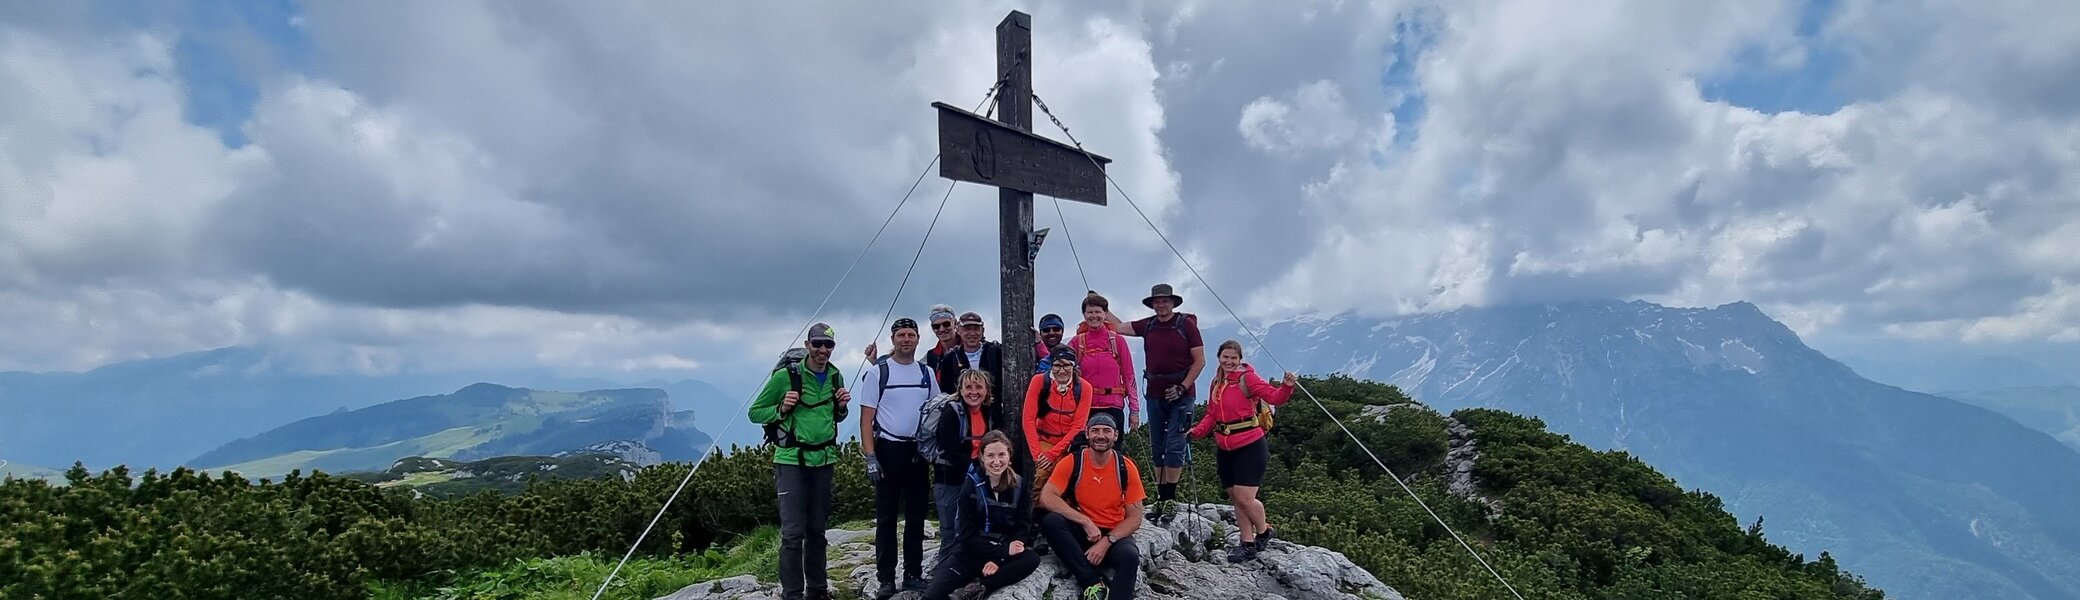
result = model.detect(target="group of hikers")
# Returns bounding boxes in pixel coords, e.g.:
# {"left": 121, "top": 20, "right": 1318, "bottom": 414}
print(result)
{"left": 749, "top": 284, "right": 1299, "bottom": 600}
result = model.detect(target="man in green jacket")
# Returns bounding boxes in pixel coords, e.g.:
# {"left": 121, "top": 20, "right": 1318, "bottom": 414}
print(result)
{"left": 749, "top": 323, "right": 853, "bottom": 600}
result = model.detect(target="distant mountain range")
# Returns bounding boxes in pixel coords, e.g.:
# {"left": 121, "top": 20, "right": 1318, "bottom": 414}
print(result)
{"left": 0, "top": 459, "right": 57, "bottom": 482}
{"left": 1834, "top": 350, "right": 2073, "bottom": 393}
{"left": 0, "top": 346, "right": 737, "bottom": 471}
{"left": 1250, "top": 300, "right": 2080, "bottom": 600}
{"left": 192, "top": 383, "right": 711, "bottom": 478}
{"left": 1940, "top": 386, "right": 2080, "bottom": 453}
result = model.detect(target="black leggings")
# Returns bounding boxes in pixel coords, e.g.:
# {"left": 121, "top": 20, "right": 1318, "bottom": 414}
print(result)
{"left": 921, "top": 545, "right": 1040, "bottom": 599}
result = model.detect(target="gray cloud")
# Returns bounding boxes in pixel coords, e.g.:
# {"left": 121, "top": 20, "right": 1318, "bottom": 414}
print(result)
{"left": 2, "top": 0, "right": 2077, "bottom": 379}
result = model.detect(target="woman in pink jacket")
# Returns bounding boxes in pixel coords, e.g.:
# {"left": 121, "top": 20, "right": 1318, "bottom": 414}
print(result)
{"left": 1190, "top": 339, "right": 1297, "bottom": 563}
{"left": 1071, "top": 292, "right": 1140, "bottom": 431}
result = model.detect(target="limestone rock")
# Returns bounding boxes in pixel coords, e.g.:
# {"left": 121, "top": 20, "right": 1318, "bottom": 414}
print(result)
{"left": 657, "top": 504, "right": 1402, "bottom": 600}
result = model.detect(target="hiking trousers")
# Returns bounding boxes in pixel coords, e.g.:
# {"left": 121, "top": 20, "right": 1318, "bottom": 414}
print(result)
{"left": 933, "top": 482, "right": 964, "bottom": 564}
{"left": 1039, "top": 511, "right": 1139, "bottom": 599}
{"left": 921, "top": 543, "right": 1040, "bottom": 599}
{"left": 776, "top": 463, "right": 834, "bottom": 600}
{"left": 1146, "top": 389, "right": 1195, "bottom": 468}
{"left": 873, "top": 438, "right": 931, "bottom": 585}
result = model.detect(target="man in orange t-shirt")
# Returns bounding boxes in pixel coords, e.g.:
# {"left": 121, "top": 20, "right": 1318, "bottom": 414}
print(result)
{"left": 1038, "top": 413, "right": 1145, "bottom": 600}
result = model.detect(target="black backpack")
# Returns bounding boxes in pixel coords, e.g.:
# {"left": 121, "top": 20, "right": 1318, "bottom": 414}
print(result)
{"left": 1061, "top": 449, "right": 1129, "bottom": 511}
{"left": 1035, "top": 377, "right": 1091, "bottom": 452}
{"left": 871, "top": 357, "right": 933, "bottom": 442}
{"left": 1034, "top": 376, "right": 1086, "bottom": 421}
{"left": 764, "top": 347, "right": 846, "bottom": 450}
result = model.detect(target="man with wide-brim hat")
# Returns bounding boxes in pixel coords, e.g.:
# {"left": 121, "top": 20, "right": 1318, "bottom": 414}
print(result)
{"left": 1141, "top": 283, "right": 1184, "bottom": 309}
{"left": 1101, "top": 283, "right": 1204, "bottom": 525}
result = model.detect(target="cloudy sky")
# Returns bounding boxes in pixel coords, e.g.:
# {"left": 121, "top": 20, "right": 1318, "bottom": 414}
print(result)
{"left": 3, "top": 0, "right": 2076, "bottom": 389}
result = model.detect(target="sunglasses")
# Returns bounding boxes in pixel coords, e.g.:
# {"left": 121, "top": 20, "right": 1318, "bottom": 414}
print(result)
{"left": 808, "top": 340, "right": 836, "bottom": 349}
{"left": 1041, "top": 327, "right": 1064, "bottom": 334}
{"left": 932, "top": 322, "right": 954, "bottom": 331}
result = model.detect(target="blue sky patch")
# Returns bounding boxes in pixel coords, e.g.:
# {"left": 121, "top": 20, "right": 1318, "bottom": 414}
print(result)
{"left": 1699, "top": 0, "right": 1853, "bottom": 115}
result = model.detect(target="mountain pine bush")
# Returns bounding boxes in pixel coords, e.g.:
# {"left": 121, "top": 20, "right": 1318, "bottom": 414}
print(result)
{"left": 1, "top": 376, "right": 1881, "bottom": 599}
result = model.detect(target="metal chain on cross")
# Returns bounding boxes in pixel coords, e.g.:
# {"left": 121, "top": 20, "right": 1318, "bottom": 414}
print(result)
{"left": 980, "top": 55, "right": 1022, "bottom": 120}
{"left": 1024, "top": 94, "right": 1094, "bottom": 290}
{"left": 1028, "top": 89, "right": 1531, "bottom": 600}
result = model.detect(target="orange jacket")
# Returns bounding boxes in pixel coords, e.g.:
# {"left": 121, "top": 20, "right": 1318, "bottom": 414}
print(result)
{"left": 1023, "top": 373, "right": 1093, "bottom": 462}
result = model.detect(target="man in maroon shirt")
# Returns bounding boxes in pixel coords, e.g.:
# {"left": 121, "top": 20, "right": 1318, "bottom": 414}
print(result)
{"left": 1103, "top": 283, "right": 1203, "bottom": 523}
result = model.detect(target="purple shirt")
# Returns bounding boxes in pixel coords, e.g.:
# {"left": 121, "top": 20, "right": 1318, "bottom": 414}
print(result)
{"left": 1131, "top": 313, "right": 1201, "bottom": 388}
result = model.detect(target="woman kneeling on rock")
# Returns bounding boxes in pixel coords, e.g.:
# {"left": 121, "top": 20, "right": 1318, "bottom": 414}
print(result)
{"left": 923, "top": 430, "right": 1040, "bottom": 600}
{"left": 1189, "top": 340, "right": 1297, "bottom": 562}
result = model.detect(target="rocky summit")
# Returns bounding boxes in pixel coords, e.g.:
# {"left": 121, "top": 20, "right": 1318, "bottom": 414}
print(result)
{"left": 656, "top": 503, "right": 1401, "bottom": 600}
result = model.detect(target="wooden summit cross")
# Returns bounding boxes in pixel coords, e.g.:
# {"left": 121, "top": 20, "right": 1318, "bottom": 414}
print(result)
{"left": 932, "top": 10, "right": 1111, "bottom": 444}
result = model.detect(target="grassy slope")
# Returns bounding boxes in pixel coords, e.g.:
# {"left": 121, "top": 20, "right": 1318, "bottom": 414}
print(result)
{"left": 206, "top": 425, "right": 497, "bottom": 478}
{"left": 368, "top": 527, "right": 781, "bottom": 600}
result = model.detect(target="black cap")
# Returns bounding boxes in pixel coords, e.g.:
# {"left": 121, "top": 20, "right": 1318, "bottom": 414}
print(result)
{"left": 892, "top": 318, "right": 919, "bottom": 333}
{"left": 807, "top": 323, "right": 835, "bottom": 343}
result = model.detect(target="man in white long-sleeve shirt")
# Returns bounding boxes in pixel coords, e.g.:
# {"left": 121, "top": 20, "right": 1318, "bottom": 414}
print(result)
{"left": 857, "top": 317, "right": 941, "bottom": 598}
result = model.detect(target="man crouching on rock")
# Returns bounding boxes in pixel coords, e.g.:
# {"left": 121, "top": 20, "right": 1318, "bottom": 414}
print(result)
{"left": 1037, "top": 413, "right": 1144, "bottom": 600}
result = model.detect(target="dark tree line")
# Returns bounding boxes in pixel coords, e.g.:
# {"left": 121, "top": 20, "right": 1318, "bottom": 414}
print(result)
{"left": 1, "top": 375, "right": 1880, "bottom": 599}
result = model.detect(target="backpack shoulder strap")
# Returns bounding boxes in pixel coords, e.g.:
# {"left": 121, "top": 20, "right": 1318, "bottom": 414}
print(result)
{"left": 877, "top": 359, "right": 892, "bottom": 397}
{"left": 1064, "top": 449, "right": 1087, "bottom": 506}
{"left": 1115, "top": 456, "right": 1129, "bottom": 501}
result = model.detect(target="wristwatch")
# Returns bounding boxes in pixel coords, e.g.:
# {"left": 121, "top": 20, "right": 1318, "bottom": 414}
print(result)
{"left": 1103, "top": 533, "right": 1118, "bottom": 543}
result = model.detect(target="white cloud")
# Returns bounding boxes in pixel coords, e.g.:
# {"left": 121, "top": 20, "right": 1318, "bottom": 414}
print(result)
{"left": 1238, "top": 80, "right": 1358, "bottom": 154}
{"left": 1245, "top": 0, "right": 2080, "bottom": 342}
{"left": 2, "top": 0, "right": 2078, "bottom": 380}
{"left": 0, "top": 28, "right": 262, "bottom": 287}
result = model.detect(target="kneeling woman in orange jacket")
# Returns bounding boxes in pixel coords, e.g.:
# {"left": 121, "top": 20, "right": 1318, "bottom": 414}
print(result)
{"left": 1024, "top": 345, "right": 1094, "bottom": 498}
{"left": 1189, "top": 340, "right": 1297, "bottom": 562}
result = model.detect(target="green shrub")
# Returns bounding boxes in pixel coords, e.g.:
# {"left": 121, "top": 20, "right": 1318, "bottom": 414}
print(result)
{"left": 0, "top": 377, "right": 1880, "bottom": 600}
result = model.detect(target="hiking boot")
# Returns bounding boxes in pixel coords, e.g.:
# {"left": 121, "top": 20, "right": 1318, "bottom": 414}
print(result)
{"left": 1227, "top": 544, "right": 1259, "bottom": 563}
{"left": 1081, "top": 582, "right": 1110, "bottom": 600}
{"left": 1254, "top": 527, "right": 1275, "bottom": 551}
{"left": 903, "top": 577, "right": 931, "bottom": 592}
{"left": 1147, "top": 501, "right": 1169, "bottom": 525}
{"left": 873, "top": 581, "right": 897, "bottom": 600}
{"left": 808, "top": 590, "right": 835, "bottom": 600}
{"left": 948, "top": 581, "right": 988, "bottom": 600}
